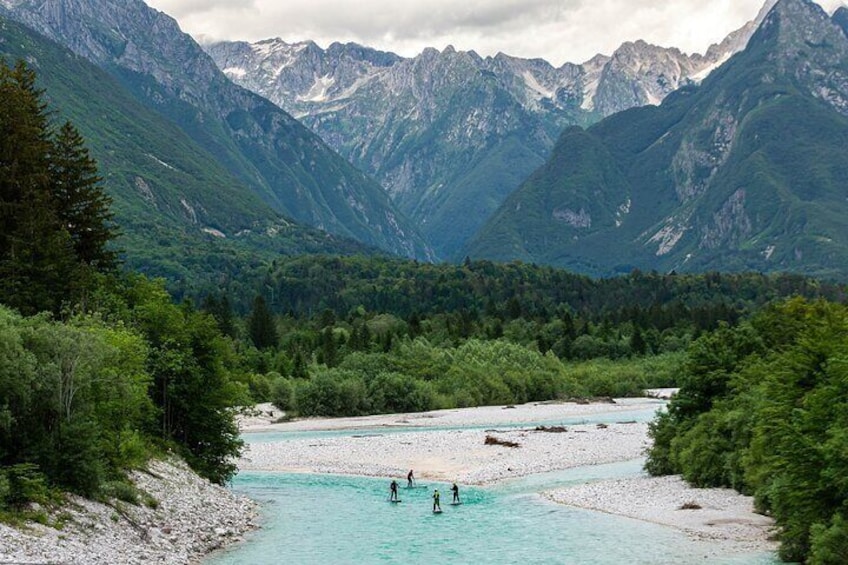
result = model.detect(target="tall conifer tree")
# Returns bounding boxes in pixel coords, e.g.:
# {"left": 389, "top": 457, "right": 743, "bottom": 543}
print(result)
{"left": 248, "top": 295, "right": 278, "bottom": 349}
{"left": 50, "top": 121, "right": 117, "bottom": 271}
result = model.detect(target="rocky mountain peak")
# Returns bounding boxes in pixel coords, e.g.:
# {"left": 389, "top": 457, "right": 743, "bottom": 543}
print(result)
{"left": 754, "top": 0, "right": 835, "bottom": 46}
{"left": 466, "top": 0, "right": 848, "bottom": 277}
{"left": 746, "top": 0, "right": 848, "bottom": 114}
{"left": 4, "top": 0, "right": 232, "bottom": 110}
{"left": 834, "top": 5, "right": 848, "bottom": 34}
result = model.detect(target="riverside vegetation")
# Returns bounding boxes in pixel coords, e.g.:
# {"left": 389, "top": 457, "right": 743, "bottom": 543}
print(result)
{"left": 2, "top": 60, "right": 848, "bottom": 564}
{"left": 646, "top": 298, "right": 848, "bottom": 564}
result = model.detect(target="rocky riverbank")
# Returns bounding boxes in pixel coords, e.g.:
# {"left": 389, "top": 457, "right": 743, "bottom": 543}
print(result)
{"left": 546, "top": 475, "right": 778, "bottom": 555}
{"left": 0, "top": 458, "right": 258, "bottom": 565}
{"left": 239, "top": 399, "right": 660, "bottom": 484}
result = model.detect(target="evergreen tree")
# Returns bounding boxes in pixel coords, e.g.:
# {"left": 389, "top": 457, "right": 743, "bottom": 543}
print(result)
{"left": 0, "top": 60, "right": 52, "bottom": 243}
{"left": 2, "top": 199, "right": 75, "bottom": 315}
{"left": 291, "top": 349, "right": 309, "bottom": 379}
{"left": 248, "top": 295, "right": 278, "bottom": 349}
{"left": 202, "top": 293, "right": 235, "bottom": 338}
{"left": 50, "top": 121, "right": 117, "bottom": 271}
{"left": 319, "top": 327, "right": 338, "bottom": 367}
{"left": 630, "top": 326, "right": 647, "bottom": 356}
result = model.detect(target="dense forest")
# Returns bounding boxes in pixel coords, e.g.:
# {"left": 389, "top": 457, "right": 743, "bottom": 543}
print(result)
{"left": 646, "top": 298, "right": 848, "bottom": 563}
{"left": 3, "top": 60, "right": 848, "bottom": 563}
{"left": 205, "top": 256, "right": 843, "bottom": 420}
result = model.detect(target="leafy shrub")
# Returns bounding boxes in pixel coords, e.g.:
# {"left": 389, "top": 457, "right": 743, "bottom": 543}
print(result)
{"left": 295, "top": 370, "right": 368, "bottom": 417}
{"left": 271, "top": 376, "right": 295, "bottom": 412}
{"left": 117, "top": 430, "right": 149, "bottom": 470}
{"left": 809, "top": 514, "right": 848, "bottom": 565}
{"left": 673, "top": 411, "right": 734, "bottom": 487}
{"left": 0, "top": 471, "right": 9, "bottom": 511}
{"left": 246, "top": 372, "right": 273, "bottom": 403}
{"left": 142, "top": 493, "right": 159, "bottom": 509}
{"left": 366, "top": 372, "right": 435, "bottom": 414}
{"left": 100, "top": 480, "right": 140, "bottom": 505}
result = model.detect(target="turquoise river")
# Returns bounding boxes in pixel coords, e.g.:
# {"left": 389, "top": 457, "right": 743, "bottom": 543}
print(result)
{"left": 207, "top": 408, "right": 780, "bottom": 565}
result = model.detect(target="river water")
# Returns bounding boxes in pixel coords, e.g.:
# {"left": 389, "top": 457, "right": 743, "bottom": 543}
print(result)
{"left": 207, "top": 407, "right": 779, "bottom": 565}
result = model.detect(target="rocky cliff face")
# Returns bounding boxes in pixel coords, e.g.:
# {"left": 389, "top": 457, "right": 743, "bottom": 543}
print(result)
{"left": 465, "top": 0, "right": 848, "bottom": 279}
{"left": 1, "top": 0, "right": 433, "bottom": 260}
{"left": 205, "top": 8, "right": 766, "bottom": 258}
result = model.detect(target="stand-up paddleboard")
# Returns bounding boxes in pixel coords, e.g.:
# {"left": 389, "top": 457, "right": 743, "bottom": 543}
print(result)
{"left": 433, "top": 508, "right": 443, "bottom": 514}
{"left": 405, "top": 484, "right": 427, "bottom": 489}
{"left": 390, "top": 499, "right": 402, "bottom": 503}
{"left": 449, "top": 501, "right": 462, "bottom": 506}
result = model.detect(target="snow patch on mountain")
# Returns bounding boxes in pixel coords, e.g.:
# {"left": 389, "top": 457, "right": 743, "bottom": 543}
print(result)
{"left": 690, "top": 52, "right": 733, "bottom": 83}
{"left": 223, "top": 66, "right": 247, "bottom": 79}
{"left": 252, "top": 39, "right": 307, "bottom": 59}
{"left": 300, "top": 74, "right": 336, "bottom": 103}
{"left": 522, "top": 71, "right": 555, "bottom": 100}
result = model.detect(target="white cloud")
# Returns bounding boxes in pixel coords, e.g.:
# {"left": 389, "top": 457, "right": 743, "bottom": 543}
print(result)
{"left": 144, "top": 0, "right": 846, "bottom": 65}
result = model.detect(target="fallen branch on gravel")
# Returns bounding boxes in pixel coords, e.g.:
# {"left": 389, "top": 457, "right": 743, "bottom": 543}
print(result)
{"left": 534, "top": 425, "right": 567, "bottom": 433}
{"left": 484, "top": 435, "right": 520, "bottom": 448}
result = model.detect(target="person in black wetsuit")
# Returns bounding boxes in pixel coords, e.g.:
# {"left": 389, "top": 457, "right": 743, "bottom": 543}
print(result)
{"left": 390, "top": 480, "right": 399, "bottom": 501}
{"left": 451, "top": 482, "right": 460, "bottom": 504}
{"left": 407, "top": 469, "right": 414, "bottom": 487}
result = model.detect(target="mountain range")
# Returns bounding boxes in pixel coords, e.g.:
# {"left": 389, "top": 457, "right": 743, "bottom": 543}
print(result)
{"left": 204, "top": 2, "right": 776, "bottom": 258}
{"left": 2, "top": 0, "right": 848, "bottom": 280}
{"left": 466, "top": 0, "right": 848, "bottom": 279}
{"left": 0, "top": 0, "right": 433, "bottom": 266}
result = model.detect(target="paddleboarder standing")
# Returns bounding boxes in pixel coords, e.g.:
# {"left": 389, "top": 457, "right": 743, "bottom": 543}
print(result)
{"left": 390, "top": 480, "right": 399, "bottom": 502}
{"left": 433, "top": 489, "right": 441, "bottom": 512}
{"left": 407, "top": 469, "right": 415, "bottom": 487}
{"left": 451, "top": 482, "right": 460, "bottom": 504}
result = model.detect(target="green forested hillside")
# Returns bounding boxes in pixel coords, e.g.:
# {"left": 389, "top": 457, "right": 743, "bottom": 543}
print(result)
{"left": 466, "top": 0, "right": 848, "bottom": 279}
{"left": 0, "top": 17, "right": 270, "bottom": 228}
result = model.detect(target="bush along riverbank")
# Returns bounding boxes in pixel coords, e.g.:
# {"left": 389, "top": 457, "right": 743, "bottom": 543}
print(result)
{"left": 0, "top": 458, "right": 257, "bottom": 565}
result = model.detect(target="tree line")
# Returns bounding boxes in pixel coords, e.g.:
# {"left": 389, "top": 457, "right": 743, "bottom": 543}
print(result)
{"left": 189, "top": 251, "right": 843, "bottom": 421}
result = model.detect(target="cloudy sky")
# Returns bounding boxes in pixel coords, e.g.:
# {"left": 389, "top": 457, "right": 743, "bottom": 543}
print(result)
{"left": 144, "top": 0, "right": 845, "bottom": 65}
